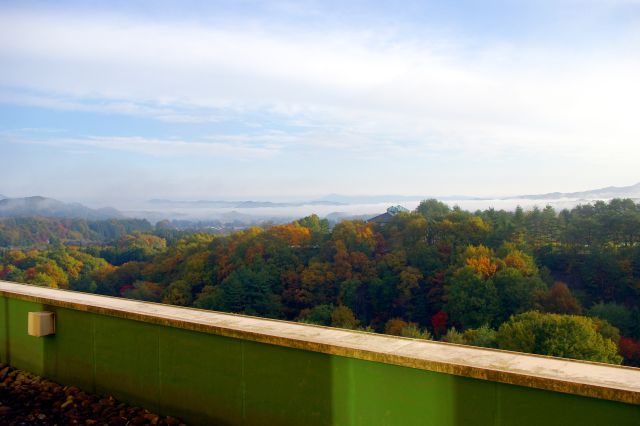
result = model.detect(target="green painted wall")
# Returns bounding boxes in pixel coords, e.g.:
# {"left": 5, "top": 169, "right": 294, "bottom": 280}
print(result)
{"left": 0, "top": 298, "right": 7, "bottom": 363}
{"left": 1, "top": 296, "right": 638, "bottom": 426}
{"left": 3, "top": 298, "right": 46, "bottom": 375}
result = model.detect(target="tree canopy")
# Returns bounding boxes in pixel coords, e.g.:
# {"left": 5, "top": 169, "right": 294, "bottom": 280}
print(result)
{"left": 2, "top": 200, "right": 640, "bottom": 366}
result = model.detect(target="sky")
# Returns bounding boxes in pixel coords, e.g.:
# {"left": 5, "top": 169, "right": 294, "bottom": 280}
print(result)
{"left": 1, "top": 0, "right": 639, "bottom": 206}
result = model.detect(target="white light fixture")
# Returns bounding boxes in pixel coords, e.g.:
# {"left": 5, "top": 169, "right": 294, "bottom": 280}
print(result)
{"left": 27, "top": 311, "right": 56, "bottom": 337}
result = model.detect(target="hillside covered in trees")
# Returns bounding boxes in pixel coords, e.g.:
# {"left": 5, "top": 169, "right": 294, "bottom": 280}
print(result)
{"left": 1, "top": 199, "right": 640, "bottom": 366}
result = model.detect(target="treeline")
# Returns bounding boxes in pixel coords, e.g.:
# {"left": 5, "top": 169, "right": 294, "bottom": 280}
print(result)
{"left": 0, "top": 217, "right": 155, "bottom": 246}
{"left": 1, "top": 200, "right": 640, "bottom": 366}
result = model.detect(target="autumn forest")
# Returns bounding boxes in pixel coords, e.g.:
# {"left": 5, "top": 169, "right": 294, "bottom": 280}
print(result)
{"left": 2, "top": 199, "right": 640, "bottom": 366}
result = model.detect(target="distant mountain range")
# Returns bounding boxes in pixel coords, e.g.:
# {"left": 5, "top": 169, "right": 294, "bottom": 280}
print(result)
{"left": 319, "top": 194, "right": 475, "bottom": 204}
{"left": 0, "top": 196, "right": 123, "bottom": 220}
{"left": 508, "top": 182, "right": 640, "bottom": 201}
{"left": 148, "top": 199, "right": 346, "bottom": 208}
{"left": 321, "top": 183, "right": 640, "bottom": 204}
{"left": 1, "top": 182, "right": 638, "bottom": 222}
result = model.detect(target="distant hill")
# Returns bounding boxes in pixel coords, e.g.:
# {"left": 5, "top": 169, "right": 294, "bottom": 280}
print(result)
{"left": 510, "top": 182, "right": 640, "bottom": 200}
{"left": 319, "top": 194, "right": 477, "bottom": 204}
{"left": 319, "top": 183, "right": 640, "bottom": 204}
{"left": 234, "top": 200, "right": 345, "bottom": 208}
{"left": 148, "top": 199, "right": 345, "bottom": 208}
{"left": 0, "top": 196, "right": 123, "bottom": 220}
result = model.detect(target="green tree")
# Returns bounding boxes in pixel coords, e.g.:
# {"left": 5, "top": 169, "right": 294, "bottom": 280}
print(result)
{"left": 219, "top": 273, "right": 245, "bottom": 312}
{"left": 163, "top": 280, "right": 193, "bottom": 306}
{"left": 493, "top": 267, "right": 545, "bottom": 323}
{"left": 461, "top": 324, "right": 497, "bottom": 348}
{"left": 122, "top": 281, "right": 163, "bottom": 302}
{"left": 331, "top": 305, "right": 360, "bottom": 329}
{"left": 400, "top": 323, "right": 432, "bottom": 340}
{"left": 298, "top": 304, "right": 333, "bottom": 326}
{"left": 589, "top": 302, "right": 633, "bottom": 336}
{"left": 496, "top": 311, "right": 622, "bottom": 364}
{"left": 416, "top": 199, "right": 450, "bottom": 220}
{"left": 295, "top": 214, "right": 330, "bottom": 234}
{"left": 445, "top": 266, "right": 498, "bottom": 329}
{"left": 193, "top": 285, "right": 223, "bottom": 310}
{"left": 442, "top": 328, "right": 465, "bottom": 344}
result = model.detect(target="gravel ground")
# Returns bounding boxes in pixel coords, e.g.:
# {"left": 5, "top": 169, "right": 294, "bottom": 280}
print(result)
{"left": 0, "top": 364, "right": 187, "bottom": 425}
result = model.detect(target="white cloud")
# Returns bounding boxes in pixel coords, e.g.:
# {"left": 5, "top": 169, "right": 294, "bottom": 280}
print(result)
{"left": 0, "top": 7, "right": 639, "bottom": 167}
{"left": 9, "top": 134, "right": 282, "bottom": 159}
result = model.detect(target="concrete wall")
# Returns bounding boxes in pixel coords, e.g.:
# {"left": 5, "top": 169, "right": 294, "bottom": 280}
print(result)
{"left": 1, "top": 294, "right": 639, "bottom": 426}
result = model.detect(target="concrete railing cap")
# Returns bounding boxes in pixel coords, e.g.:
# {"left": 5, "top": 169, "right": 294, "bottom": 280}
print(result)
{"left": 1, "top": 280, "right": 639, "bottom": 404}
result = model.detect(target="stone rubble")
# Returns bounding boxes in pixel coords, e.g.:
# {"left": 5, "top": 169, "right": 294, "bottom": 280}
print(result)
{"left": 0, "top": 364, "right": 187, "bottom": 426}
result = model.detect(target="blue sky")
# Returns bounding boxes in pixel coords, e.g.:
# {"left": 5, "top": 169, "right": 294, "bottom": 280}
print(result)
{"left": 1, "top": 0, "right": 639, "bottom": 206}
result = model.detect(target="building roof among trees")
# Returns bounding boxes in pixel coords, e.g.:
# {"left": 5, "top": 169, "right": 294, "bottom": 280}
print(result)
{"left": 367, "top": 205, "right": 409, "bottom": 224}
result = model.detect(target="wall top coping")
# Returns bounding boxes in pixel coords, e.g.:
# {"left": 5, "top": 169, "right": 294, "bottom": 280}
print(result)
{"left": 1, "top": 280, "right": 639, "bottom": 405}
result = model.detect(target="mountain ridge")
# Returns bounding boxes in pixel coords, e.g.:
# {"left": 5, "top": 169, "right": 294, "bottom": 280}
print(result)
{"left": 148, "top": 199, "right": 346, "bottom": 208}
{"left": 0, "top": 196, "right": 123, "bottom": 220}
{"left": 2, "top": 181, "right": 639, "bottom": 222}
{"left": 509, "top": 182, "right": 640, "bottom": 200}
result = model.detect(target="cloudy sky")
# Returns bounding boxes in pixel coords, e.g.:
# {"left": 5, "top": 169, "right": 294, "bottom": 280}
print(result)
{"left": 1, "top": 0, "right": 639, "bottom": 205}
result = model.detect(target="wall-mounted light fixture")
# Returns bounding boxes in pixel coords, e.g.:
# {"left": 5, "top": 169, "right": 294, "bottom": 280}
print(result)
{"left": 27, "top": 311, "right": 56, "bottom": 337}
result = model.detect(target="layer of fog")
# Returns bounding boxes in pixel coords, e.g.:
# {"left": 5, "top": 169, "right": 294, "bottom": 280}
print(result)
{"left": 122, "top": 197, "right": 616, "bottom": 224}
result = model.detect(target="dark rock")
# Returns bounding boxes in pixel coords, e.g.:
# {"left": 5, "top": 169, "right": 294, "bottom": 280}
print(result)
{"left": 0, "top": 366, "right": 187, "bottom": 425}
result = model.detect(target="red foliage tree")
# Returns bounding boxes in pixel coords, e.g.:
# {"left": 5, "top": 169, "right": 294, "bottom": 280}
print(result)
{"left": 431, "top": 310, "right": 448, "bottom": 337}
{"left": 619, "top": 337, "right": 640, "bottom": 366}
